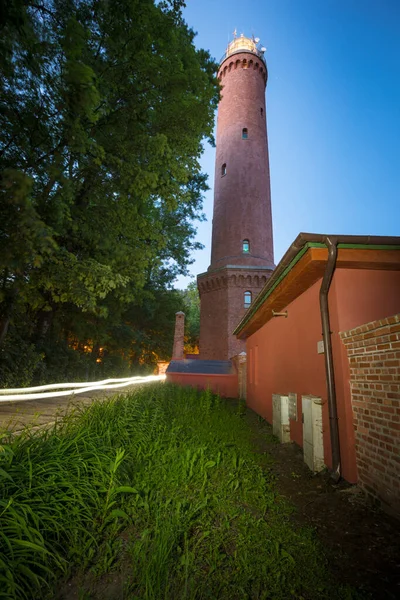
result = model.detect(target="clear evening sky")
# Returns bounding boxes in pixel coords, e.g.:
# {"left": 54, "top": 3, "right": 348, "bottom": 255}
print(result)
{"left": 176, "top": 0, "right": 400, "bottom": 288}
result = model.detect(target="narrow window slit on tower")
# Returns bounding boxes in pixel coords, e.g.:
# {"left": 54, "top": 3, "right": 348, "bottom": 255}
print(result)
{"left": 242, "top": 128, "right": 248, "bottom": 139}
{"left": 244, "top": 291, "right": 252, "bottom": 309}
{"left": 243, "top": 239, "right": 250, "bottom": 253}
{"left": 260, "top": 107, "right": 263, "bottom": 116}
{"left": 221, "top": 163, "right": 226, "bottom": 176}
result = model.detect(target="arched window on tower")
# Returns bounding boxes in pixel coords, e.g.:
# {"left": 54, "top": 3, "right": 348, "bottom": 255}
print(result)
{"left": 242, "top": 128, "right": 248, "bottom": 139}
{"left": 242, "top": 239, "right": 250, "bottom": 253}
{"left": 221, "top": 163, "right": 226, "bottom": 177}
{"left": 244, "top": 291, "right": 252, "bottom": 309}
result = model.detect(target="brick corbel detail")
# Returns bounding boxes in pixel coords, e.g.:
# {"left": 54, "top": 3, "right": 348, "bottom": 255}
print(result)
{"left": 198, "top": 270, "right": 269, "bottom": 296}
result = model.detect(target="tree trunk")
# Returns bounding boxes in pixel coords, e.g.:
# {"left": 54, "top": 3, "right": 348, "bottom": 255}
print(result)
{"left": 35, "top": 309, "right": 53, "bottom": 343}
{"left": 0, "top": 316, "right": 10, "bottom": 348}
{"left": 0, "top": 272, "right": 16, "bottom": 348}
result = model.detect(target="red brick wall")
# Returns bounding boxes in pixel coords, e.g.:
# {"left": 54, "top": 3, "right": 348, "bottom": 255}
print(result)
{"left": 198, "top": 49, "right": 275, "bottom": 362}
{"left": 198, "top": 268, "right": 270, "bottom": 360}
{"left": 211, "top": 52, "right": 274, "bottom": 270}
{"left": 340, "top": 315, "right": 400, "bottom": 515}
{"left": 198, "top": 275, "right": 229, "bottom": 359}
{"left": 157, "top": 361, "right": 169, "bottom": 375}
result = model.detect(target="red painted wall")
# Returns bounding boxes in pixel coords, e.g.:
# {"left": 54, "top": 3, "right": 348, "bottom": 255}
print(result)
{"left": 246, "top": 268, "right": 400, "bottom": 484}
{"left": 332, "top": 269, "right": 400, "bottom": 332}
{"left": 166, "top": 372, "right": 238, "bottom": 398}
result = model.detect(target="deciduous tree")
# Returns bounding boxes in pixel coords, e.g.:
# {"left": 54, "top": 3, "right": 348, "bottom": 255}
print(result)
{"left": 0, "top": 0, "right": 219, "bottom": 383}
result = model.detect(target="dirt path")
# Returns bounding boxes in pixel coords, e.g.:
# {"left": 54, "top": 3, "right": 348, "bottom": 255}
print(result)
{"left": 0, "top": 385, "right": 144, "bottom": 433}
{"left": 242, "top": 405, "right": 400, "bottom": 600}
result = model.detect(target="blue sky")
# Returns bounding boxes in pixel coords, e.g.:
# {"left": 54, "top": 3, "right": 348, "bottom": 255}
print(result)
{"left": 176, "top": 0, "right": 400, "bottom": 288}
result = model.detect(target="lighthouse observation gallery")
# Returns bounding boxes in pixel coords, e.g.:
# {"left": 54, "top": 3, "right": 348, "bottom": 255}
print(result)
{"left": 197, "top": 34, "right": 275, "bottom": 361}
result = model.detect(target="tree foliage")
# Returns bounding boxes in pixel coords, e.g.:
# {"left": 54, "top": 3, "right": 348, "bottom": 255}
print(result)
{"left": 181, "top": 281, "right": 200, "bottom": 353}
{"left": 0, "top": 0, "right": 219, "bottom": 384}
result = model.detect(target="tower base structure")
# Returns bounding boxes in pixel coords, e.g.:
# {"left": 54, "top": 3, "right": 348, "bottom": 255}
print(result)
{"left": 198, "top": 266, "right": 273, "bottom": 360}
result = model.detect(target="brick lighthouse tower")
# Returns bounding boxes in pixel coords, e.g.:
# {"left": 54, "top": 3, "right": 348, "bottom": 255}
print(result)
{"left": 198, "top": 34, "right": 275, "bottom": 360}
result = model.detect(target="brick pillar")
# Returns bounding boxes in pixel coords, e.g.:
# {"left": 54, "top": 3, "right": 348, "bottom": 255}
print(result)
{"left": 156, "top": 361, "right": 169, "bottom": 375}
{"left": 172, "top": 311, "right": 185, "bottom": 360}
{"left": 237, "top": 352, "right": 247, "bottom": 399}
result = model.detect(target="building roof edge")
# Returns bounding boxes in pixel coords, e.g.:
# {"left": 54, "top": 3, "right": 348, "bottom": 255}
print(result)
{"left": 233, "top": 233, "right": 400, "bottom": 337}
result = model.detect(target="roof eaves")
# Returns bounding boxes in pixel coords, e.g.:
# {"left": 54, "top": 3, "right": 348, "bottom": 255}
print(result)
{"left": 233, "top": 239, "right": 320, "bottom": 336}
{"left": 233, "top": 233, "right": 400, "bottom": 337}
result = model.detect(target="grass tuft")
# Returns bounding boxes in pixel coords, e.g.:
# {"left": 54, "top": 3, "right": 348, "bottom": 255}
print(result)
{"left": 0, "top": 384, "right": 358, "bottom": 599}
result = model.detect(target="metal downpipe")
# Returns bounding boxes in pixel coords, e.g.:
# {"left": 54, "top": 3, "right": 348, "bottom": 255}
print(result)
{"left": 319, "top": 236, "right": 341, "bottom": 482}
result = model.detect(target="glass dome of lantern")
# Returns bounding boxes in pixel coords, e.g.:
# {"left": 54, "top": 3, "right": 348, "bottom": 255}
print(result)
{"left": 220, "top": 33, "right": 266, "bottom": 65}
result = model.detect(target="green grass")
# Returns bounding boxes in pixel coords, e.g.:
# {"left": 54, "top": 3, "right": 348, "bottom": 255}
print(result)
{"left": 0, "top": 384, "right": 357, "bottom": 599}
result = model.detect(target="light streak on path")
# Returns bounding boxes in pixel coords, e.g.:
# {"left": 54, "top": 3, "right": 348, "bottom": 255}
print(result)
{"left": 0, "top": 375, "right": 166, "bottom": 403}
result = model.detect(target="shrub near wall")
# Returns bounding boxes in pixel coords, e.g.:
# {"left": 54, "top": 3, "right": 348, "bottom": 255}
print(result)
{"left": 340, "top": 315, "right": 400, "bottom": 516}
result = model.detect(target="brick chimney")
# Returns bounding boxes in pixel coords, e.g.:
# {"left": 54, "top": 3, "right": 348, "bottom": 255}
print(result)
{"left": 172, "top": 311, "right": 185, "bottom": 360}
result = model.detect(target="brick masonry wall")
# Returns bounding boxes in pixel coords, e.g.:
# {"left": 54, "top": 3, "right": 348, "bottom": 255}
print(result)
{"left": 198, "top": 49, "right": 275, "bottom": 361}
{"left": 198, "top": 281, "right": 228, "bottom": 360}
{"left": 340, "top": 314, "right": 400, "bottom": 515}
{"left": 157, "top": 361, "right": 169, "bottom": 375}
{"left": 198, "top": 268, "right": 270, "bottom": 360}
{"left": 211, "top": 52, "right": 274, "bottom": 270}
